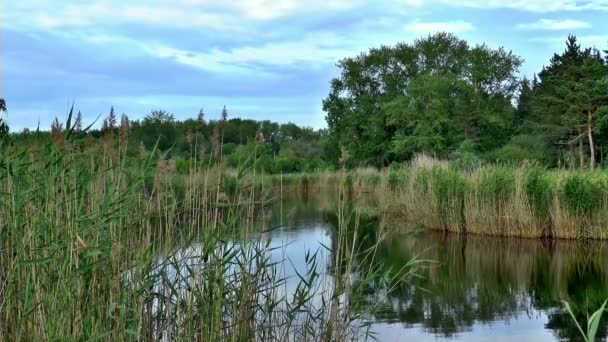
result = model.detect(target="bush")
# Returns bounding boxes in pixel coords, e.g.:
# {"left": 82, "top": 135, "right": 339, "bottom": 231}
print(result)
{"left": 175, "top": 157, "right": 189, "bottom": 174}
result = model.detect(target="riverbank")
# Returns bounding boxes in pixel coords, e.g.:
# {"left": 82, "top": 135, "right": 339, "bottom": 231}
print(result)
{"left": 268, "top": 156, "right": 608, "bottom": 240}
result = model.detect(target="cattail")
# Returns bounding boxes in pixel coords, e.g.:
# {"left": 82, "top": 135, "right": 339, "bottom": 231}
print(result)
{"left": 120, "top": 114, "right": 130, "bottom": 141}
{"left": 255, "top": 131, "right": 264, "bottom": 144}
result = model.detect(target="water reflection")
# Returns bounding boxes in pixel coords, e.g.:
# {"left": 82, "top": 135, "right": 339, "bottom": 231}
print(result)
{"left": 276, "top": 194, "right": 608, "bottom": 341}
{"left": 365, "top": 233, "right": 608, "bottom": 341}
{"left": 140, "top": 193, "right": 608, "bottom": 341}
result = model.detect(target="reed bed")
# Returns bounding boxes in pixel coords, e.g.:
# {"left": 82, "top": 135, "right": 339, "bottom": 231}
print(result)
{"left": 398, "top": 161, "right": 608, "bottom": 239}
{"left": 0, "top": 117, "right": 416, "bottom": 340}
{"left": 272, "top": 155, "right": 608, "bottom": 240}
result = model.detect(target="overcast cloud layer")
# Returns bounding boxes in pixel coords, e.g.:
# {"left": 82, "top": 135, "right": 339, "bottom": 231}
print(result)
{"left": 2, "top": 0, "right": 607, "bottom": 130}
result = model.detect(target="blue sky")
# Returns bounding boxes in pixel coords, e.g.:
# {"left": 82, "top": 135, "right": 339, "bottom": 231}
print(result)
{"left": 2, "top": 0, "right": 608, "bottom": 130}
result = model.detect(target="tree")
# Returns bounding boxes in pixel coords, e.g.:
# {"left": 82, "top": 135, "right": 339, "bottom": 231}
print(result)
{"left": 384, "top": 74, "right": 454, "bottom": 159}
{"left": 513, "top": 77, "right": 533, "bottom": 132}
{"left": 108, "top": 106, "right": 117, "bottom": 129}
{"left": 532, "top": 35, "right": 608, "bottom": 168}
{"left": 141, "top": 110, "right": 177, "bottom": 150}
{"left": 324, "top": 33, "right": 522, "bottom": 166}
{"left": 0, "top": 98, "right": 8, "bottom": 138}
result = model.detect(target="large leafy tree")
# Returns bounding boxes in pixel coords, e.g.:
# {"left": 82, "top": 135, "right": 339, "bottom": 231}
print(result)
{"left": 139, "top": 110, "right": 178, "bottom": 150}
{"left": 323, "top": 33, "right": 522, "bottom": 166}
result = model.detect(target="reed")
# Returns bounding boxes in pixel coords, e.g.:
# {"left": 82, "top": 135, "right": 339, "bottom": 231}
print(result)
{"left": 0, "top": 115, "right": 416, "bottom": 340}
{"left": 273, "top": 155, "right": 608, "bottom": 240}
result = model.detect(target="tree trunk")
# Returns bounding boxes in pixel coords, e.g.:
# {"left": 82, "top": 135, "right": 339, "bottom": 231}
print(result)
{"left": 578, "top": 127, "right": 585, "bottom": 169}
{"left": 570, "top": 143, "right": 575, "bottom": 169}
{"left": 587, "top": 112, "right": 596, "bottom": 170}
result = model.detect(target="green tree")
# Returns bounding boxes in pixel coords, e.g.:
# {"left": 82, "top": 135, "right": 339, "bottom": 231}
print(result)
{"left": 0, "top": 99, "right": 8, "bottom": 138}
{"left": 513, "top": 77, "right": 533, "bottom": 132}
{"left": 532, "top": 35, "right": 608, "bottom": 168}
{"left": 324, "top": 33, "right": 522, "bottom": 166}
{"left": 141, "top": 110, "right": 177, "bottom": 151}
{"left": 384, "top": 74, "right": 454, "bottom": 159}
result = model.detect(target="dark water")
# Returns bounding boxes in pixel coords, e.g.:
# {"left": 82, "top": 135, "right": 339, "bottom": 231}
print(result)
{"left": 264, "top": 194, "right": 608, "bottom": 341}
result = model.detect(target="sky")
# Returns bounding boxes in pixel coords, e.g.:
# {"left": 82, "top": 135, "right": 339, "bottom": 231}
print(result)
{"left": 2, "top": 0, "right": 608, "bottom": 131}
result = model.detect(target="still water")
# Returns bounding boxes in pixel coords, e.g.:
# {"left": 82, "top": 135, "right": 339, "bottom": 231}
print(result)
{"left": 262, "top": 194, "right": 608, "bottom": 341}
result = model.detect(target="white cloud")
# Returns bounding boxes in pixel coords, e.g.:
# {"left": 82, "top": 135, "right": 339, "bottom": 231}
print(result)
{"left": 516, "top": 19, "right": 591, "bottom": 30}
{"left": 142, "top": 31, "right": 359, "bottom": 74}
{"left": 440, "top": 0, "right": 608, "bottom": 13}
{"left": 7, "top": 0, "right": 365, "bottom": 33}
{"left": 175, "top": 0, "right": 361, "bottom": 21}
{"left": 28, "top": 3, "right": 234, "bottom": 31}
{"left": 529, "top": 35, "right": 608, "bottom": 49}
{"left": 406, "top": 20, "right": 475, "bottom": 34}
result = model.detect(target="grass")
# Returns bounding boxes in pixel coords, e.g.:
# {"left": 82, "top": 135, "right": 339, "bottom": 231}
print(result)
{"left": 268, "top": 155, "right": 608, "bottom": 240}
{"left": 563, "top": 299, "right": 608, "bottom": 342}
{"left": 0, "top": 116, "right": 418, "bottom": 340}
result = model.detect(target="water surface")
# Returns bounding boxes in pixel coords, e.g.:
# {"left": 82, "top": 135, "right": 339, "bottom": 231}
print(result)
{"left": 264, "top": 194, "right": 608, "bottom": 341}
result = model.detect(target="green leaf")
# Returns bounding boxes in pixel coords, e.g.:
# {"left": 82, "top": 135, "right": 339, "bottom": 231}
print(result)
{"left": 563, "top": 300, "right": 588, "bottom": 341}
{"left": 587, "top": 299, "right": 607, "bottom": 342}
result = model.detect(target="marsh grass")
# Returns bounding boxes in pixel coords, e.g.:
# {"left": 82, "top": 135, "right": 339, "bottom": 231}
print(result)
{"left": 274, "top": 155, "right": 608, "bottom": 240}
{"left": 0, "top": 115, "right": 417, "bottom": 340}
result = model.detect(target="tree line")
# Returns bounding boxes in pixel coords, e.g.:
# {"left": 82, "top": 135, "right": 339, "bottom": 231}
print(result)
{"left": 2, "top": 103, "right": 335, "bottom": 173}
{"left": 324, "top": 33, "right": 608, "bottom": 169}
{"left": 1, "top": 33, "right": 607, "bottom": 171}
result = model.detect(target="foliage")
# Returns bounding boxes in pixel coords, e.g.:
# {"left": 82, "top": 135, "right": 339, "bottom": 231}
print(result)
{"left": 324, "top": 33, "right": 523, "bottom": 167}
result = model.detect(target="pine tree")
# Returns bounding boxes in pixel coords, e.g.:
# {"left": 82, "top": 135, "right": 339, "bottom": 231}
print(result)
{"left": 108, "top": 106, "right": 117, "bottom": 129}
{"left": 533, "top": 35, "right": 608, "bottom": 168}
{"left": 0, "top": 98, "right": 8, "bottom": 138}
{"left": 513, "top": 77, "right": 533, "bottom": 133}
{"left": 221, "top": 106, "right": 228, "bottom": 124}
{"left": 198, "top": 109, "right": 205, "bottom": 125}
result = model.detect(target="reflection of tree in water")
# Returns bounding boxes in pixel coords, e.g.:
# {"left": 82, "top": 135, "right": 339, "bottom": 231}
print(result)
{"left": 296, "top": 199, "right": 608, "bottom": 340}
{"left": 332, "top": 221, "right": 608, "bottom": 340}
{"left": 538, "top": 261, "right": 608, "bottom": 341}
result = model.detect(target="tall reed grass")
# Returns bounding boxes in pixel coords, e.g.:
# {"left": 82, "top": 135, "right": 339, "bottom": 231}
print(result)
{"left": 274, "top": 155, "right": 608, "bottom": 240}
{"left": 0, "top": 115, "right": 417, "bottom": 340}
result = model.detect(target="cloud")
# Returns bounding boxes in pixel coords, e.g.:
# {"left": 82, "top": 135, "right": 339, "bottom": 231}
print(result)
{"left": 439, "top": 0, "right": 608, "bottom": 13}
{"left": 529, "top": 35, "right": 608, "bottom": 49}
{"left": 516, "top": 19, "right": 591, "bottom": 30}
{"left": 175, "top": 0, "right": 361, "bottom": 21}
{"left": 6, "top": 0, "right": 366, "bottom": 34}
{"left": 406, "top": 20, "right": 475, "bottom": 34}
